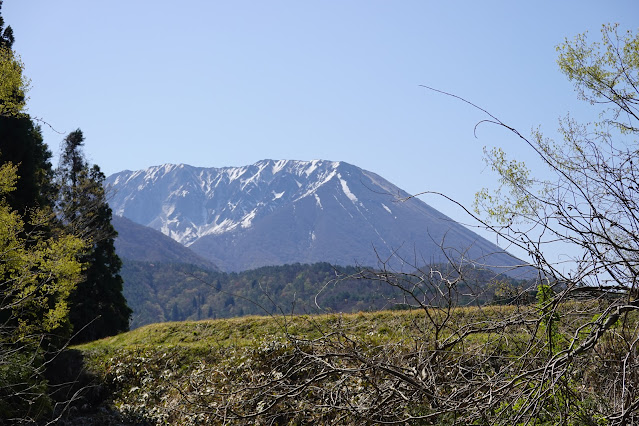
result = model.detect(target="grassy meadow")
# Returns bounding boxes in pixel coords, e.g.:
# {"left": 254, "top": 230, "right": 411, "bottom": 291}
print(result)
{"left": 70, "top": 304, "right": 555, "bottom": 424}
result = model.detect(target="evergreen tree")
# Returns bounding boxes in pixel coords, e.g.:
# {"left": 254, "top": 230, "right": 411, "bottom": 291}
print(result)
{"left": 0, "top": 1, "right": 14, "bottom": 49}
{"left": 57, "top": 129, "right": 131, "bottom": 342}
{"left": 0, "top": 118, "right": 54, "bottom": 213}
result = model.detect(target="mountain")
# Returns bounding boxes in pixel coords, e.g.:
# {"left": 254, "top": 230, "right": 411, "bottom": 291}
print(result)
{"left": 112, "top": 215, "right": 218, "bottom": 270}
{"left": 106, "top": 160, "right": 527, "bottom": 275}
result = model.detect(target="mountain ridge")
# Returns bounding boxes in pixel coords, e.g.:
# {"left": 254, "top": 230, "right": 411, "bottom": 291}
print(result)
{"left": 106, "top": 159, "right": 528, "bottom": 276}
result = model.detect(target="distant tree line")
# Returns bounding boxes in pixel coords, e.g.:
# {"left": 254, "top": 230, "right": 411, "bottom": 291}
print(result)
{"left": 120, "top": 260, "right": 527, "bottom": 329}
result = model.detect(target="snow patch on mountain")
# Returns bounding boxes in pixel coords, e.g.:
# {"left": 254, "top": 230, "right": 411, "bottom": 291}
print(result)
{"left": 205, "top": 218, "right": 239, "bottom": 237}
{"left": 338, "top": 174, "right": 358, "bottom": 202}
{"left": 163, "top": 203, "right": 176, "bottom": 217}
{"left": 272, "top": 159, "right": 288, "bottom": 174}
{"left": 227, "top": 167, "right": 247, "bottom": 183}
{"left": 241, "top": 209, "right": 257, "bottom": 228}
{"left": 295, "top": 168, "right": 338, "bottom": 201}
{"left": 304, "top": 159, "right": 320, "bottom": 177}
{"left": 333, "top": 195, "right": 354, "bottom": 219}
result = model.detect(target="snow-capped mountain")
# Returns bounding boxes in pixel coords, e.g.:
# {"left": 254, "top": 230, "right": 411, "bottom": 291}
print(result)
{"left": 106, "top": 160, "right": 525, "bottom": 274}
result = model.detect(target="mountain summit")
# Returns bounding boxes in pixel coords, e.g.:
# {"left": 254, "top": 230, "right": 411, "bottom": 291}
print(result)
{"left": 106, "top": 160, "right": 524, "bottom": 273}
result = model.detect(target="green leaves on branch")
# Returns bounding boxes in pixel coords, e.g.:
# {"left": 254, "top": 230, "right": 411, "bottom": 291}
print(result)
{"left": 474, "top": 146, "right": 539, "bottom": 224}
{"left": 475, "top": 24, "right": 639, "bottom": 236}
{"left": 0, "top": 162, "right": 84, "bottom": 339}
{"left": 557, "top": 23, "right": 639, "bottom": 134}
{"left": 0, "top": 162, "right": 83, "bottom": 420}
{"left": 0, "top": 46, "right": 29, "bottom": 117}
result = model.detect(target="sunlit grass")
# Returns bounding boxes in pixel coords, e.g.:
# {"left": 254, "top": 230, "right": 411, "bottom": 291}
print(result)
{"left": 69, "top": 302, "right": 618, "bottom": 424}
{"left": 76, "top": 305, "right": 523, "bottom": 350}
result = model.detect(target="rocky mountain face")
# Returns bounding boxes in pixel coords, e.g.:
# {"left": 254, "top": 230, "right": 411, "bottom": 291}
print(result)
{"left": 106, "top": 160, "right": 525, "bottom": 275}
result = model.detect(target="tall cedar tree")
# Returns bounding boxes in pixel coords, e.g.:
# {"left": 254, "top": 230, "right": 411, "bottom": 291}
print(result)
{"left": 58, "top": 130, "right": 131, "bottom": 342}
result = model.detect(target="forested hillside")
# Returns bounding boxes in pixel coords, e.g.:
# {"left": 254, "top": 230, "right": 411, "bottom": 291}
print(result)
{"left": 120, "top": 261, "right": 523, "bottom": 329}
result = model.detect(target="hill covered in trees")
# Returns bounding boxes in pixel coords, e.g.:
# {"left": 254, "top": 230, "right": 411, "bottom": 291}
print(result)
{"left": 120, "top": 260, "right": 523, "bottom": 329}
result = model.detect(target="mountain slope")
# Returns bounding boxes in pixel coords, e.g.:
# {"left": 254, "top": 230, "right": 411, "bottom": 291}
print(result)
{"left": 112, "top": 215, "right": 218, "bottom": 270}
{"left": 106, "top": 160, "right": 526, "bottom": 275}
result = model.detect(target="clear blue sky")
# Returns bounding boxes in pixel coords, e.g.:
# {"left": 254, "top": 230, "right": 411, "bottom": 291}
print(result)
{"left": 4, "top": 1, "right": 638, "bottom": 250}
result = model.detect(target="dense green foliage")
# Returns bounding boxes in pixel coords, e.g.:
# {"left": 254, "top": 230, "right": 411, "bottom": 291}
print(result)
{"left": 0, "top": 46, "right": 27, "bottom": 118}
{"left": 0, "top": 163, "right": 84, "bottom": 422}
{"left": 0, "top": 116, "right": 53, "bottom": 214}
{"left": 0, "top": 2, "right": 13, "bottom": 50}
{"left": 0, "top": 1, "right": 52, "bottom": 218}
{"left": 0, "top": 0, "right": 27, "bottom": 119}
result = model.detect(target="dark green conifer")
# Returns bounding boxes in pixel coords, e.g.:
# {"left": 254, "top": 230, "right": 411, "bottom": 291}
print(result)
{"left": 0, "top": 1, "right": 14, "bottom": 49}
{"left": 0, "top": 118, "right": 54, "bottom": 213}
{"left": 57, "top": 129, "right": 132, "bottom": 342}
